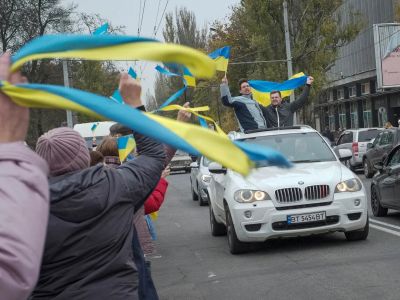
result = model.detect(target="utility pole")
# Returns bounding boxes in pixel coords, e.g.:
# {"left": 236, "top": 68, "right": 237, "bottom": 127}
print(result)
{"left": 63, "top": 60, "right": 73, "bottom": 128}
{"left": 283, "top": 0, "right": 296, "bottom": 124}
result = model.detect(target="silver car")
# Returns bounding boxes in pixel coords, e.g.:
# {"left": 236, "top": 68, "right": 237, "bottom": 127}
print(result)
{"left": 334, "top": 128, "right": 383, "bottom": 171}
{"left": 190, "top": 156, "right": 212, "bottom": 206}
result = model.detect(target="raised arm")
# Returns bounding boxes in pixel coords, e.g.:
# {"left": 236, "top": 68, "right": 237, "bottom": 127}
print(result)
{"left": 220, "top": 75, "right": 235, "bottom": 107}
{"left": 289, "top": 76, "right": 314, "bottom": 113}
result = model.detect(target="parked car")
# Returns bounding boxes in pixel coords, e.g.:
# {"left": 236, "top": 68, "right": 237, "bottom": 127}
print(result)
{"left": 170, "top": 150, "right": 192, "bottom": 173}
{"left": 370, "top": 145, "right": 400, "bottom": 216}
{"left": 190, "top": 156, "right": 212, "bottom": 206}
{"left": 73, "top": 121, "right": 116, "bottom": 149}
{"left": 363, "top": 128, "right": 400, "bottom": 178}
{"left": 334, "top": 128, "right": 382, "bottom": 171}
{"left": 207, "top": 126, "right": 368, "bottom": 254}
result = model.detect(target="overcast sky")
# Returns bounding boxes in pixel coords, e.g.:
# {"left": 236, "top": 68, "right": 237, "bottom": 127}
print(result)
{"left": 64, "top": 0, "right": 239, "bottom": 98}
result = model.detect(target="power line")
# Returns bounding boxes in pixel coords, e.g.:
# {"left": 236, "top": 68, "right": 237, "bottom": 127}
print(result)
{"left": 138, "top": 0, "right": 147, "bottom": 37}
{"left": 229, "top": 59, "right": 287, "bottom": 65}
{"left": 137, "top": 0, "right": 142, "bottom": 36}
{"left": 153, "top": 0, "right": 162, "bottom": 36}
{"left": 154, "top": 0, "right": 169, "bottom": 38}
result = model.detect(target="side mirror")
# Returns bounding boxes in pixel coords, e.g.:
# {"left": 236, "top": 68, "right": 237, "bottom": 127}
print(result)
{"left": 208, "top": 162, "right": 227, "bottom": 174}
{"left": 190, "top": 162, "right": 198, "bottom": 169}
{"left": 367, "top": 143, "right": 374, "bottom": 149}
{"left": 374, "top": 161, "right": 384, "bottom": 171}
{"left": 338, "top": 149, "right": 352, "bottom": 161}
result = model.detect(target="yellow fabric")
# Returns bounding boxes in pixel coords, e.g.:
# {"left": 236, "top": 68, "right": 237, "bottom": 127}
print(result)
{"left": 1, "top": 82, "right": 251, "bottom": 175}
{"left": 252, "top": 72, "right": 305, "bottom": 106}
{"left": 11, "top": 42, "right": 216, "bottom": 79}
{"left": 183, "top": 74, "right": 196, "bottom": 87}
{"left": 118, "top": 137, "right": 136, "bottom": 162}
{"left": 213, "top": 57, "right": 229, "bottom": 72}
{"left": 149, "top": 212, "right": 158, "bottom": 220}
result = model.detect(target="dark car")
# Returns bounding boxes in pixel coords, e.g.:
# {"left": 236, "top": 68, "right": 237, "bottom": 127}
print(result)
{"left": 363, "top": 128, "right": 400, "bottom": 178}
{"left": 370, "top": 145, "right": 400, "bottom": 217}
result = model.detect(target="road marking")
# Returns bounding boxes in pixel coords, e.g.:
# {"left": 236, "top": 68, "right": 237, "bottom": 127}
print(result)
{"left": 370, "top": 223, "right": 400, "bottom": 238}
{"left": 208, "top": 271, "right": 216, "bottom": 278}
{"left": 370, "top": 218, "right": 400, "bottom": 231}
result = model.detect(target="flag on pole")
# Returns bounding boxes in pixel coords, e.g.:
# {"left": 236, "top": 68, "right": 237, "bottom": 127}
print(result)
{"left": 117, "top": 135, "right": 136, "bottom": 162}
{"left": 183, "top": 67, "right": 196, "bottom": 87}
{"left": 208, "top": 46, "right": 231, "bottom": 72}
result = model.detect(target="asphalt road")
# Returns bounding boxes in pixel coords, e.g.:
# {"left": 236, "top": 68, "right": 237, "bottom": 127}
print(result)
{"left": 151, "top": 172, "right": 400, "bottom": 300}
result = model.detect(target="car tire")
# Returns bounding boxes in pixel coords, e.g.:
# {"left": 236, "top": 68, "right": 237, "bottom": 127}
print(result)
{"left": 209, "top": 205, "right": 226, "bottom": 236}
{"left": 225, "top": 206, "right": 250, "bottom": 254}
{"left": 190, "top": 179, "right": 198, "bottom": 201}
{"left": 371, "top": 185, "right": 388, "bottom": 217}
{"left": 345, "top": 216, "right": 369, "bottom": 241}
{"left": 363, "top": 159, "right": 374, "bottom": 178}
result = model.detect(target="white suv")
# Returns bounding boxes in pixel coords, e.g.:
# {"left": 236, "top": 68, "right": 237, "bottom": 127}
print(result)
{"left": 207, "top": 126, "right": 369, "bottom": 254}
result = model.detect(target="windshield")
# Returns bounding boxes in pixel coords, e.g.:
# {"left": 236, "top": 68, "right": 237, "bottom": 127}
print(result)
{"left": 240, "top": 132, "right": 336, "bottom": 164}
{"left": 358, "top": 129, "right": 381, "bottom": 142}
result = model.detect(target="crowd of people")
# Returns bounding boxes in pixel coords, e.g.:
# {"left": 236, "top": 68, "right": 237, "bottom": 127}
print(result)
{"left": 1, "top": 47, "right": 314, "bottom": 299}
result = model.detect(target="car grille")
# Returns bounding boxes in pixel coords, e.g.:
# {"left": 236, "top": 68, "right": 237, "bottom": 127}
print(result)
{"left": 275, "top": 188, "right": 303, "bottom": 203}
{"left": 305, "top": 185, "right": 330, "bottom": 200}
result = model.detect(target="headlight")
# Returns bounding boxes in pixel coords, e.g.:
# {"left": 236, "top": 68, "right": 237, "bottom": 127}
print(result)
{"left": 201, "top": 174, "right": 212, "bottom": 183}
{"left": 234, "top": 189, "right": 271, "bottom": 203}
{"left": 335, "top": 178, "right": 362, "bottom": 193}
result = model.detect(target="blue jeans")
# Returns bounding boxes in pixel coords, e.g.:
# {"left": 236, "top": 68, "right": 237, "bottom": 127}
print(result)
{"left": 132, "top": 228, "right": 159, "bottom": 300}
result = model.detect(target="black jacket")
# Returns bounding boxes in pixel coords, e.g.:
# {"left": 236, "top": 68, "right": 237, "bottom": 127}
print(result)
{"left": 262, "top": 85, "right": 310, "bottom": 128}
{"left": 31, "top": 133, "right": 165, "bottom": 300}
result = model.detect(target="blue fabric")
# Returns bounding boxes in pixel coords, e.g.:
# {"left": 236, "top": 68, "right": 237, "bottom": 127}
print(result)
{"left": 233, "top": 140, "right": 292, "bottom": 168}
{"left": 158, "top": 86, "right": 187, "bottom": 109}
{"left": 93, "top": 23, "right": 109, "bottom": 35}
{"left": 110, "top": 89, "right": 124, "bottom": 103}
{"left": 208, "top": 46, "right": 231, "bottom": 59}
{"left": 20, "top": 83, "right": 200, "bottom": 156}
{"left": 145, "top": 215, "right": 157, "bottom": 241}
{"left": 12, "top": 34, "right": 157, "bottom": 63}
{"left": 155, "top": 65, "right": 181, "bottom": 77}
{"left": 198, "top": 116, "right": 208, "bottom": 128}
{"left": 248, "top": 76, "right": 307, "bottom": 93}
{"left": 129, "top": 67, "right": 138, "bottom": 79}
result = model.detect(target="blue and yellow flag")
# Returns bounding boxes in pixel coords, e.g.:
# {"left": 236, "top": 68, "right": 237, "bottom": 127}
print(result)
{"left": 183, "top": 67, "right": 196, "bottom": 87}
{"left": 208, "top": 46, "right": 231, "bottom": 72}
{"left": 128, "top": 67, "right": 138, "bottom": 79}
{"left": 11, "top": 34, "right": 215, "bottom": 79}
{"left": 93, "top": 23, "right": 109, "bottom": 35}
{"left": 117, "top": 135, "right": 136, "bottom": 162}
{"left": 91, "top": 122, "right": 99, "bottom": 132}
{"left": 155, "top": 65, "right": 187, "bottom": 109}
{"left": 249, "top": 73, "right": 307, "bottom": 106}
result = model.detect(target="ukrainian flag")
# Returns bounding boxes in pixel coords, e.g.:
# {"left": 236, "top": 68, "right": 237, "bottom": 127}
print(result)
{"left": 183, "top": 67, "right": 196, "bottom": 87}
{"left": 117, "top": 135, "right": 136, "bottom": 162}
{"left": 249, "top": 73, "right": 307, "bottom": 106}
{"left": 93, "top": 23, "right": 109, "bottom": 35}
{"left": 208, "top": 46, "right": 231, "bottom": 72}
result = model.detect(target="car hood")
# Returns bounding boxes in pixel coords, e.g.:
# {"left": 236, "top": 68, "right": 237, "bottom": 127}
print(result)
{"left": 230, "top": 161, "right": 345, "bottom": 191}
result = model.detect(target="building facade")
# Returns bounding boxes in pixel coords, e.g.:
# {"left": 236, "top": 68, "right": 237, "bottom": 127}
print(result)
{"left": 316, "top": 0, "right": 400, "bottom": 132}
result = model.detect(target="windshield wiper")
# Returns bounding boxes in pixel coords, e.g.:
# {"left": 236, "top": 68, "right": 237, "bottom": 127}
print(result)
{"left": 292, "top": 159, "right": 323, "bottom": 163}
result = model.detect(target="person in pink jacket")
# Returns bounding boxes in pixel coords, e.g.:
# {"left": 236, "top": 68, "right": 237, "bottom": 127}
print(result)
{"left": 0, "top": 52, "right": 50, "bottom": 300}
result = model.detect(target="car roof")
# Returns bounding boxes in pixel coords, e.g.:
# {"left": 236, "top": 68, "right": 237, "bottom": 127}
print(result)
{"left": 343, "top": 128, "right": 382, "bottom": 133}
{"left": 229, "top": 125, "right": 318, "bottom": 140}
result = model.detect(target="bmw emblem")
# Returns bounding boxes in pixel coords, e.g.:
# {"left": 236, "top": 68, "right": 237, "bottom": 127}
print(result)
{"left": 298, "top": 181, "right": 304, "bottom": 185}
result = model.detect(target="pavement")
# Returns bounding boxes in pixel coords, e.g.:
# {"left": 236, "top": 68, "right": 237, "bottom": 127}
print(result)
{"left": 151, "top": 172, "right": 400, "bottom": 300}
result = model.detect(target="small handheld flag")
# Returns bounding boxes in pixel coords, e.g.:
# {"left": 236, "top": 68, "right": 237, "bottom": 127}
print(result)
{"left": 208, "top": 46, "right": 231, "bottom": 72}
{"left": 117, "top": 135, "right": 136, "bottom": 162}
{"left": 128, "top": 67, "right": 137, "bottom": 79}
{"left": 91, "top": 122, "right": 99, "bottom": 132}
{"left": 183, "top": 67, "right": 196, "bottom": 87}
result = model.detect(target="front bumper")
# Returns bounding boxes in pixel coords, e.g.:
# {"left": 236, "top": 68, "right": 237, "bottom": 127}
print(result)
{"left": 228, "top": 191, "right": 367, "bottom": 242}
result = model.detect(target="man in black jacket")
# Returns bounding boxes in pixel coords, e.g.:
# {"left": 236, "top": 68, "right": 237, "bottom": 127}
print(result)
{"left": 262, "top": 76, "right": 314, "bottom": 128}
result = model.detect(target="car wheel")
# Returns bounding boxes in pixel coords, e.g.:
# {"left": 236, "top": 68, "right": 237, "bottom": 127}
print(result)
{"left": 345, "top": 216, "right": 369, "bottom": 241}
{"left": 225, "top": 206, "right": 250, "bottom": 254}
{"left": 363, "top": 159, "right": 374, "bottom": 178}
{"left": 191, "top": 179, "right": 198, "bottom": 201}
{"left": 209, "top": 205, "right": 226, "bottom": 236}
{"left": 371, "top": 185, "right": 388, "bottom": 217}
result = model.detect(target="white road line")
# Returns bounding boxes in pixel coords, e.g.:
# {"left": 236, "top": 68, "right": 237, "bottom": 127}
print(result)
{"left": 370, "top": 223, "right": 400, "bottom": 238}
{"left": 370, "top": 218, "right": 400, "bottom": 231}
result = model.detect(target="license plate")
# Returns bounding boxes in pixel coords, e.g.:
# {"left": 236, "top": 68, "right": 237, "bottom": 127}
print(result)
{"left": 287, "top": 212, "right": 326, "bottom": 224}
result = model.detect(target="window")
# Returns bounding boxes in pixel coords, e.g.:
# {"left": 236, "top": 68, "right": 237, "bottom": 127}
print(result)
{"left": 363, "top": 100, "right": 372, "bottom": 128}
{"left": 379, "top": 132, "right": 393, "bottom": 146}
{"left": 337, "top": 88, "right": 344, "bottom": 100}
{"left": 349, "top": 86, "right": 356, "bottom": 98}
{"left": 358, "top": 129, "right": 381, "bottom": 142}
{"left": 388, "top": 148, "right": 400, "bottom": 167}
{"left": 361, "top": 82, "right": 370, "bottom": 95}
{"left": 328, "top": 106, "right": 335, "bottom": 131}
{"left": 338, "top": 104, "right": 346, "bottom": 129}
{"left": 373, "top": 132, "right": 382, "bottom": 146}
{"left": 338, "top": 132, "right": 353, "bottom": 144}
{"left": 378, "top": 107, "right": 388, "bottom": 128}
{"left": 350, "top": 102, "right": 358, "bottom": 128}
